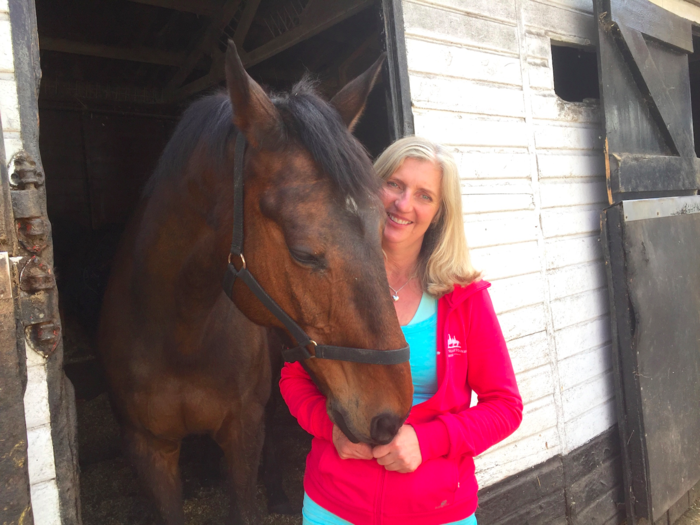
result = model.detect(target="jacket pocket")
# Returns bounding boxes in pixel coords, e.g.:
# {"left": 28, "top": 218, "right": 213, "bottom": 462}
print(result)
{"left": 382, "top": 457, "right": 459, "bottom": 514}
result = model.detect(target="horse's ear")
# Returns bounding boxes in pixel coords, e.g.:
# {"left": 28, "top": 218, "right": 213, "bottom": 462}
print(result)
{"left": 225, "top": 41, "right": 283, "bottom": 149}
{"left": 330, "top": 53, "right": 386, "bottom": 132}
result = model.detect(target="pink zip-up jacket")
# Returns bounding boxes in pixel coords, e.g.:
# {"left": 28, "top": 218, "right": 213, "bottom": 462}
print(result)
{"left": 280, "top": 280, "right": 523, "bottom": 525}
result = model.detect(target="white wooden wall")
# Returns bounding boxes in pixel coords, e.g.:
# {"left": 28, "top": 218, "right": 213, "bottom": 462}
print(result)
{"left": 402, "top": 0, "right": 616, "bottom": 488}
{"left": 1, "top": 1, "right": 61, "bottom": 522}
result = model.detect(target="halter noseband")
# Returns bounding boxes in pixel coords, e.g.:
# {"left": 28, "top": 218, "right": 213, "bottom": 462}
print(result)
{"left": 222, "top": 132, "right": 410, "bottom": 365}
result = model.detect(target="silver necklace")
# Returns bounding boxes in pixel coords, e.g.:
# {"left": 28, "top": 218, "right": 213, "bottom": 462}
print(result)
{"left": 388, "top": 276, "right": 415, "bottom": 302}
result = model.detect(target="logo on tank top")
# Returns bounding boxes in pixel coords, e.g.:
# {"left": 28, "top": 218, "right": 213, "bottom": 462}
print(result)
{"left": 447, "top": 335, "right": 466, "bottom": 356}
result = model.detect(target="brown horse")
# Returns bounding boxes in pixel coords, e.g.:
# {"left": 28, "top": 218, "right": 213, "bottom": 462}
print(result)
{"left": 98, "top": 42, "right": 413, "bottom": 524}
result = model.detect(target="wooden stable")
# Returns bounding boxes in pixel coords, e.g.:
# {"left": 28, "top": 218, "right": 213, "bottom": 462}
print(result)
{"left": 1, "top": 0, "right": 700, "bottom": 524}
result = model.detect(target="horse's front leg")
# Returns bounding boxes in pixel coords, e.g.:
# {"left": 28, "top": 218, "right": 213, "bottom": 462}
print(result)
{"left": 213, "top": 403, "right": 266, "bottom": 525}
{"left": 123, "top": 425, "right": 184, "bottom": 525}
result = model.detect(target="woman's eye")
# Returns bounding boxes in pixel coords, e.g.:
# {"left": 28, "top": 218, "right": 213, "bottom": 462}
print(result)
{"left": 387, "top": 181, "right": 399, "bottom": 189}
{"left": 420, "top": 194, "right": 432, "bottom": 202}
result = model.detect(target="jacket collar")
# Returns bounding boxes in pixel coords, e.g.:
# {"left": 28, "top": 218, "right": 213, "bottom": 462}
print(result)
{"left": 441, "top": 279, "right": 491, "bottom": 309}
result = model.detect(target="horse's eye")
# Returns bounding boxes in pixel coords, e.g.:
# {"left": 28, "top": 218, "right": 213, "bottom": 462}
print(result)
{"left": 289, "top": 249, "right": 326, "bottom": 270}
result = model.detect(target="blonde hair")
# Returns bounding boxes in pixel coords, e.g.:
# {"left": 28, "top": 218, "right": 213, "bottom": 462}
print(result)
{"left": 374, "top": 136, "right": 480, "bottom": 297}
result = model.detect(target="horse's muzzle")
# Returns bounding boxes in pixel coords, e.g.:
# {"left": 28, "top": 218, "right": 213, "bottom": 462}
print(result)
{"left": 370, "top": 412, "right": 403, "bottom": 445}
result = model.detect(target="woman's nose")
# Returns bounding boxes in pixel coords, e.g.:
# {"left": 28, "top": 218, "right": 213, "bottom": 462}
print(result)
{"left": 394, "top": 192, "right": 410, "bottom": 211}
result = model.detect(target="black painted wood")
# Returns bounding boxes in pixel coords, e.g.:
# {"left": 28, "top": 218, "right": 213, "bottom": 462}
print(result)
{"left": 477, "top": 427, "right": 626, "bottom": 525}
{"left": 477, "top": 456, "right": 564, "bottom": 524}
{"left": 595, "top": 0, "right": 700, "bottom": 202}
{"left": 601, "top": 202, "right": 700, "bottom": 524}
{"left": 564, "top": 428, "right": 624, "bottom": 525}
{"left": 608, "top": 0, "right": 693, "bottom": 53}
{"left": 380, "top": 0, "right": 414, "bottom": 141}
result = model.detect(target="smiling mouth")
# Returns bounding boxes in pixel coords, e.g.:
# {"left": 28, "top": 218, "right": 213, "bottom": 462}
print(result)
{"left": 387, "top": 213, "right": 412, "bottom": 225}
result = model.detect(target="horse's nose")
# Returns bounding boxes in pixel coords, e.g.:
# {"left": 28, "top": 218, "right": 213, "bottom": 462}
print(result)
{"left": 370, "top": 412, "right": 403, "bottom": 445}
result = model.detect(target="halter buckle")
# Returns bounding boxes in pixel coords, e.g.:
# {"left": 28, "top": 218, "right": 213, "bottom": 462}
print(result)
{"left": 227, "top": 252, "right": 246, "bottom": 270}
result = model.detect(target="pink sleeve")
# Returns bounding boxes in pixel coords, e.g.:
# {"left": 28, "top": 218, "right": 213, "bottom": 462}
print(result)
{"left": 413, "top": 289, "right": 523, "bottom": 461}
{"left": 279, "top": 361, "right": 334, "bottom": 442}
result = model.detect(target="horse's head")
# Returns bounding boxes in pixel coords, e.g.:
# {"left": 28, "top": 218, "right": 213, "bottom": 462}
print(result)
{"left": 224, "top": 42, "right": 412, "bottom": 445}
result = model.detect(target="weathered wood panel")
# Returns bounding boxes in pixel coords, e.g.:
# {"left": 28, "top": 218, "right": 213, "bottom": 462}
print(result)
{"left": 402, "top": 0, "right": 616, "bottom": 490}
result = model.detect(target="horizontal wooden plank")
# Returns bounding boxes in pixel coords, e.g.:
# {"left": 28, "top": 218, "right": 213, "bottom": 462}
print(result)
{"left": 410, "top": 73, "right": 525, "bottom": 117}
{"left": 413, "top": 110, "right": 529, "bottom": 147}
{"left": 0, "top": 78, "right": 20, "bottom": 131}
{"left": 403, "top": 1, "right": 520, "bottom": 55}
{"left": 489, "top": 395, "right": 559, "bottom": 454}
{"left": 531, "top": 92, "right": 602, "bottom": 123}
{"left": 27, "top": 425, "right": 57, "bottom": 485}
{"left": 537, "top": 153, "right": 606, "bottom": 179}
{"left": 564, "top": 425, "right": 620, "bottom": 485}
{"left": 544, "top": 235, "right": 603, "bottom": 270}
{"left": 462, "top": 179, "right": 533, "bottom": 194}
{"left": 507, "top": 331, "right": 550, "bottom": 374}
{"left": 544, "top": 0, "right": 595, "bottom": 14}
{"left": 524, "top": 0, "right": 597, "bottom": 44}
{"left": 477, "top": 455, "right": 565, "bottom": 521}
{"left": 471, "top": 241, "right": 541, "bottom": 280}
{"left": 550, "top": 288, "right": 609, "bottom": 331}
{"left": 524, "top": 31, "right": 551, "bottom": 59}
{"left": 465, "top": 210, "right": 540, "bottom": 248}
{"left": 527, "top": 57, "right": 556, "bottom": 90}
{"left": 490, "top": 273, "right": 546, "bottom": 315}
{"left": 547, "top": 261, "right": 606, "bottom": 300}
{"left": 558, "top": 344, "right": 612, "bottom": 391}
{"left": 554, "top": 316, "right": 611, "bottom": 361}
{"left": 564, "top": 398, "right": 617, "bottom": 452}
{"left": 516, "top": 364, "right": 556, "bottom": 405}
{"left": 540, "top": 206, "right": 602, "bottom": 238}
{"left": 540, "top": 180, "right": 608, "bottom": 208}
{"left": 455, "top": 149, "right": 532, "bottom": 179}
{"left": 535, "top": 124, "right": 604, "bottom": 150}
{"left": 498, "top": 303, "right": 549, "bottom": 342}
{"left": 405, "top": 38, "right": 523, "bottom": 86}
{"left": 475, "top": 427, "right": 562, "bottom": 487}
{"left": 463, "top": 193, "right": 534, "bottom": 214}
{"left": 411, "top": 0, "right": 517, "bottom": 22}
{"left": 562, "top": 371, "right": 615, "bottom": 422}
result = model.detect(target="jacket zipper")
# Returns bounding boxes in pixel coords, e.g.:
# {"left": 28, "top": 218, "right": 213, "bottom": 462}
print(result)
{"left": 374, "top": 467, "right": 386, "bottom": 525}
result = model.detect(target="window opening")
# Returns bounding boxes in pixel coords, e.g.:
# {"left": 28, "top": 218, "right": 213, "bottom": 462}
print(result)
{"left": 551, "top": 42, "right": 600, "bottom": 102}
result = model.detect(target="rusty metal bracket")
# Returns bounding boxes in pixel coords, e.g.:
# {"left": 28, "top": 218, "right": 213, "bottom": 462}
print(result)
{"left": 24, "top": 320, "right": 61, "bottom": 358}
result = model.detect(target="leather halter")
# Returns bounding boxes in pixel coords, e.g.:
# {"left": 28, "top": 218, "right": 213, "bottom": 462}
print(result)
{"left": 222, "top": 132, "right": 410, "bottom": 365}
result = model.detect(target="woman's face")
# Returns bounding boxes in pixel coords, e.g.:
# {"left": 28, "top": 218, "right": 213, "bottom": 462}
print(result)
{"left": 380, "top": 157, "right": 442, "bottom": 251}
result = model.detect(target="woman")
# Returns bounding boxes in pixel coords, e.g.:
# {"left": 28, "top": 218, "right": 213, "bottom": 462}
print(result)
{"left": 280, "top": 136, "right": 523, "bottom": 525}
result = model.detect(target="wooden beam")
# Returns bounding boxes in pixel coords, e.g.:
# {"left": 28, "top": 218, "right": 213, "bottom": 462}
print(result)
{"left": 165, "top": 0, "right": 244, "bottom": 91}
{"left": 40, "top": 37, "right": 186, "bottom": 67}
{"left": 233, "top": 0, "right": 262, "bottom": 48}
{"left": 127, "top": 0, "right": 221, "bottom": 17}
{"left": 169, "top": 0, "right": 374, "bottom": 100}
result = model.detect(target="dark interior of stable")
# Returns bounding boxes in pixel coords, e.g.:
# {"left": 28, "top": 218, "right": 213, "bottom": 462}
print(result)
{"left": 36, "top": 1, "right": 392, "bottom": 522}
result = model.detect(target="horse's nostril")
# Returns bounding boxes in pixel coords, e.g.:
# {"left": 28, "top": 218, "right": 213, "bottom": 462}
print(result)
{"left": 370, "top": 413, "right": 403, "bottom": 445}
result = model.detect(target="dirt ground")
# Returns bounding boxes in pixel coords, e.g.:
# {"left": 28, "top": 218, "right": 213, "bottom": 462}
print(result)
{"left": 76, "top": 390, "right": 309, "bottom": 525}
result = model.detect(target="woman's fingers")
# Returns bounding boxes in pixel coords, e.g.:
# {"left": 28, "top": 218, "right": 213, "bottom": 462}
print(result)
{"left": 332, "top": 424, "right": 373, "bottom": 460}
{"left": 372, "top": 424, "right": 422, "bottom": 472}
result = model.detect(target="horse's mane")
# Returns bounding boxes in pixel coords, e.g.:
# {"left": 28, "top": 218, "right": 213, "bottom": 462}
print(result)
{"left": 143, "top": 79, "right": 379, "bottom": 202}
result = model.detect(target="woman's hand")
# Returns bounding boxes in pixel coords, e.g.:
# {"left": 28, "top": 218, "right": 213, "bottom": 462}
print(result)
{"left": 372, "top": 424, "right": 422, "bottom": 473}
{"left": 332, "top": 424, "right": 374, "bottom": 460}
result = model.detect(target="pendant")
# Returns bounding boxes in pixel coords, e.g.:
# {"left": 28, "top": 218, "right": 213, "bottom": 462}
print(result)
{"left": 392, "top": 293, "right": 399, "bottom": 301}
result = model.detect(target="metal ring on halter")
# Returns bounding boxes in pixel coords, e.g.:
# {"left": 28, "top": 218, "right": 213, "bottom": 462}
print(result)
{"left": 228, "top": 252, "right": 246, "bottom": 269}
{"left": 307, "top": 339, "right": 317, "bottom": 358}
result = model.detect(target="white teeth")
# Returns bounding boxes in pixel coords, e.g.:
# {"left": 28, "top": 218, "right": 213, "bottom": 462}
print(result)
{"left": 388, "top": 213, "right": 411, "bottom": 225}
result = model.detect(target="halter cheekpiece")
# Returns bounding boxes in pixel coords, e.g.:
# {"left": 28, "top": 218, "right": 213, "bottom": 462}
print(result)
{"left": 222, "top": 132, "right": 410, "bottom": 365}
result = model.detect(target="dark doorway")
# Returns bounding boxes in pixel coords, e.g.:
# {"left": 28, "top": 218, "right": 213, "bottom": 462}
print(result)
{"left": 36, "top": 1, "right": 396, "bottom": 522}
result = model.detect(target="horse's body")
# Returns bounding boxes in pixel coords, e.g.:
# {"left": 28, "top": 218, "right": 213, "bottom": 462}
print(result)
{"left": 98, "top": 43, "right": 412, "bottom": 524}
